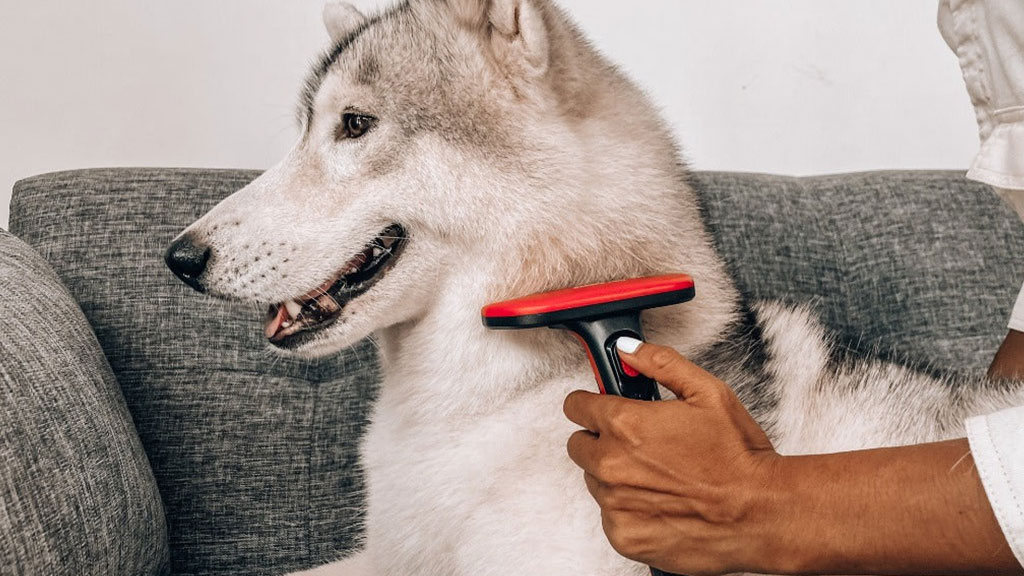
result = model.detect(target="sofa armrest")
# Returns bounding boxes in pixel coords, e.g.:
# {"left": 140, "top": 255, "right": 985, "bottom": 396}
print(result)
{"left": 0, "top": 229, "right": 169, "bottom": 575}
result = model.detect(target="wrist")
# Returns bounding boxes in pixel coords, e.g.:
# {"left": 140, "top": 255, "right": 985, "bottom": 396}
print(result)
{"left": 709, "top": 452, "right": 815, "bottom": 575}
{"left": 745, "top": 454, "right": 824, "bottom": 575}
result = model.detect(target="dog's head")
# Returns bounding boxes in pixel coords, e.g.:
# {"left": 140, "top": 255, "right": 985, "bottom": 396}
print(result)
{"left": 167, "top": 0, "right": 733, "bottom": 358}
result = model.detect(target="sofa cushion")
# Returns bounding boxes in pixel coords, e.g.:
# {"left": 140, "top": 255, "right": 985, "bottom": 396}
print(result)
{"left": 10, "top": 170, "right": 376, "bottom": 576}
{"left": 0, "top": 229, "right": 169, "bottom": 576}
{"left": 696, "top": 171, "right": 1024, "bottom": 375}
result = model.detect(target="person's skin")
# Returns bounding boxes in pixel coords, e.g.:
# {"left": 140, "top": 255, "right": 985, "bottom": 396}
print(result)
{"left": 563, "top": 340, "right": 1023, "bottom": 576}
{"left": 990, "top": 330, "right": 1024, "bottom": 381}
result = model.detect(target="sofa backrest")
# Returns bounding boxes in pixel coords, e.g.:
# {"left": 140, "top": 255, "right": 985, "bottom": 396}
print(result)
{"left": 10, "top": 168, "right": 1024, "bottom": 574}
{"left": 696, "top": 171, "right": 1024, "bottom": 375}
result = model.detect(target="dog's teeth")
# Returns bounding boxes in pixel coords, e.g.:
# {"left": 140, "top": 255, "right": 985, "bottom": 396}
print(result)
{"left": 282, "top": 321, "right": 293, "bottom": 329}
{"left": 372, "top": 247, "right": 384, "bottom": 258}
{"left": 285, "top": 300, "right": 303, "bottom": 319}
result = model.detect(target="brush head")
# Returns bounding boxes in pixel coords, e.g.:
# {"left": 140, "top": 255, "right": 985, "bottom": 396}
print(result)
{"left": 482, "top": 274, "right": 695, "bottom": 329}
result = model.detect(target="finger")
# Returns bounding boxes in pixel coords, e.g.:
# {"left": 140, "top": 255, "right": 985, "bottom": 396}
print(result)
{"left": 584, "top": 471, "right": 601, "bottom": 501}
{"left": 563, "top": 389, "right": 634, "bottom": 433}
{"left": 614, "top": 338, "right": 718, "bottom": 401}
{"left": 563, "top": 390, "right": 604, "bottom": 432}
{"left": 566, "top": 429, "right": 602, "bottom": 472}
{"left": 586, "top": 477, "right": 689, "bottom": 515}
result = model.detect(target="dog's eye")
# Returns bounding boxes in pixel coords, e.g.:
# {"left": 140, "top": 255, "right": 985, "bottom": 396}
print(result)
{"left": 336, "top": 113, "right": 376, "bottom": 140}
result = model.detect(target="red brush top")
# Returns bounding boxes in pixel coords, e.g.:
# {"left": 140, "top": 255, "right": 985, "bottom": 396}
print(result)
{"left": 482, "top": 274, "right": 694, "bottom": 323}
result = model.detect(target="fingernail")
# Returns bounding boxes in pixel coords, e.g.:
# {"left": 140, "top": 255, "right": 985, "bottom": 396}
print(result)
{"left": 616, "top": 336, "right": 643, "bottom": 354}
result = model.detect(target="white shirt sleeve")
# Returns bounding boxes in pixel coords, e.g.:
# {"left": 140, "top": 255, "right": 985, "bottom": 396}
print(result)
{"left": 939, "top": 0, "right": 1024, "bottom": 192}
{"left": 1010, "top": 282, "right": 1024, "bottom": 334}
{"left": 967, "top": 407, "right": 1024, "bottom": 566}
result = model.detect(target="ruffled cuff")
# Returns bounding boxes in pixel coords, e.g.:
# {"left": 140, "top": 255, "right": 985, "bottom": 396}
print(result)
{"left": 966, "top": 407, "right": 1024, "bottom": 568}
{"left": 968, "top": 108, "right": 1024, "bottom": 191}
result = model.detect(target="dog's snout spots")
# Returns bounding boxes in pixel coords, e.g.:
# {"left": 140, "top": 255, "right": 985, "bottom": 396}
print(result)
{"left": 183, "top": 228, "right": 300, "bottom": 300}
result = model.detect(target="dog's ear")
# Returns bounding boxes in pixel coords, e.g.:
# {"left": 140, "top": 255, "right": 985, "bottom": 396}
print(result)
{"left": 447, "top": 0, "right": 549, "bottom": 78}
{"left": 323, "top": 2, "right": 368, "bottom": 44}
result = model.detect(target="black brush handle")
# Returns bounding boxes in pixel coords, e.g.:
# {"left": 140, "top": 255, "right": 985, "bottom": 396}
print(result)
{"left": 562, "top": 315, "right": 660, "bottom": 400}
{"left": 560, "top": 314, "right": 685, "bottom": 576}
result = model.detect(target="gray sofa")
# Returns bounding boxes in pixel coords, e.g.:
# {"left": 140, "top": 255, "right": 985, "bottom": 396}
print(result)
{"left": 2, "top": 169, "right": 1021, "bottom": 576}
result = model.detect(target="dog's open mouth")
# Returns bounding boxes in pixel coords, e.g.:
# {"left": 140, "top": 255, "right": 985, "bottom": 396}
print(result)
{"left": 264, "top": 224, "right": 407, "bottom": 346}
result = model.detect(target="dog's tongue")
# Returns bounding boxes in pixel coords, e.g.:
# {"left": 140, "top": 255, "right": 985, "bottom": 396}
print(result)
{"left": 264, "top": 305, "right": 290, "bottom": 339}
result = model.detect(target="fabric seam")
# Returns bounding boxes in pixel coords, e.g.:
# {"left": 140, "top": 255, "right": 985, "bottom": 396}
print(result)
{"left": 971, "top": 415, "right": 1024, "bottom": 565}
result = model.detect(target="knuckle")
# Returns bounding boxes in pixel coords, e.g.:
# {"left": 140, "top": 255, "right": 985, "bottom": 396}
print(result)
{"left": 604, "top": 516, "right": 641, "bottom": 558}
{"left": 593, "top": 453, "right": 620, "bottom": 485}
{"left": 649, "top": 347, "right": 680, "bottom": 372}
{"left": 708, "top": 386, "right": 734, "bottom": 407}
{"left": 606, "top": 406, "right": 645, "bottom": 447}
{"left": 607, "top": 405, "right": 640, "bottom": 433}
{"left": 599, "top": 487, "right": 627, "bottom": 512}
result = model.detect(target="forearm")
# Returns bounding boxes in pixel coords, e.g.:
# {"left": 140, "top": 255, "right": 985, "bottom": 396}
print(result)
{"left": 763, "top": 439, "right": 1021, "bottom": 575}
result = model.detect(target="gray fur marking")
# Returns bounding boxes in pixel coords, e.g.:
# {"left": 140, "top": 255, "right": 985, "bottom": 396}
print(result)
{"left": 298, "top": 3, "right": 409, "bottom": 127}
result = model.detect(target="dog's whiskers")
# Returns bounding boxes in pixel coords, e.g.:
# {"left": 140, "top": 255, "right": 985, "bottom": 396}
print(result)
{"left": 365, "top": 334, "right": 381, "bottom": 352}
{"left": 313, "top": 285, "right": 344, "bottom": 311}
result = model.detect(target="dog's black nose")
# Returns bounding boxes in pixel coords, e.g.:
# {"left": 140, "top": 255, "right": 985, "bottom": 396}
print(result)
{"left": 165, "top": 234, "right": 211, "bottom": 293}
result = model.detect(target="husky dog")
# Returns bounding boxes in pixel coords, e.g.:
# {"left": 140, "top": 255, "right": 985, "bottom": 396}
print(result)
{"left": 164, "top": 0, "right": 1024, "bottom": 574}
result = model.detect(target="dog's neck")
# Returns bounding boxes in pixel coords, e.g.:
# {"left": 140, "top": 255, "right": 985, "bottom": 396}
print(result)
{"left": 374, "top": 270, "right": 579, "bottom": 421}
{"left": 372, "top": 233, "right": 741, "bottom": 422}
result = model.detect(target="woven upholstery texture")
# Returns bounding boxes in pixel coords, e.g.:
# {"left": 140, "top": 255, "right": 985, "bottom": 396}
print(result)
{"left": 0, "top": 229, "right": 169, "bottom": 576}
{"left": 695, "top": 171, "right": 1024, "bottom": 375}
{"left": 7, "top": 168, "right": 1023, "bottom": 575}
{"left": 10, "top": 170, "right": 378, "bottom": 576}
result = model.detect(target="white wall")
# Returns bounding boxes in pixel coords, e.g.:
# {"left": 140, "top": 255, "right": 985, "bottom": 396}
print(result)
{"left": 0, "top": 0, "right": 980, "bottom": 228}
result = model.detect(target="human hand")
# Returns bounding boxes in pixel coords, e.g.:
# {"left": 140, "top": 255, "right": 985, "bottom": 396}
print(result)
{"left": 563, "top": 338, "right": 785, "bottom": 576}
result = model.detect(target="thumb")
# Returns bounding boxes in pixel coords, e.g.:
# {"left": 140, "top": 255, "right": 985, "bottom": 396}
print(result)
{"left": 615, "top": 337, "right": 718, "bottom": 401}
